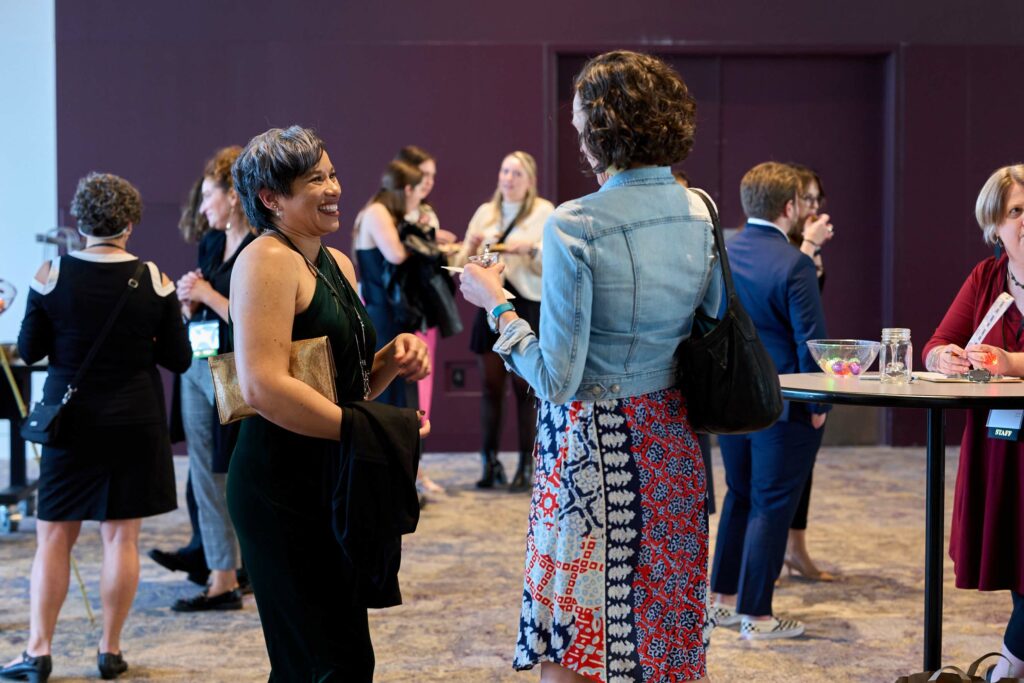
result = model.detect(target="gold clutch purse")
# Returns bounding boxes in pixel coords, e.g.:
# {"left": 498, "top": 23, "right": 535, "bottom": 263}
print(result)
{"left": 207, "top": 336, "right": 338, "bottom": 425}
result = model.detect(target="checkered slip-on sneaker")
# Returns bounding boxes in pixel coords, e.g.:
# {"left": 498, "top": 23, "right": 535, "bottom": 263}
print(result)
{"left": 709, "top": 601, "right": 742, "bottom": 627}
{"left": 739, "top": 615, "right": 805, "bottom": 640}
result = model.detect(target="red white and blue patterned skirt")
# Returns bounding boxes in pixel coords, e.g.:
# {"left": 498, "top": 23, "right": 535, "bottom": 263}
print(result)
{"left": 513, "top": 387, "right": 708, "bottom": 682}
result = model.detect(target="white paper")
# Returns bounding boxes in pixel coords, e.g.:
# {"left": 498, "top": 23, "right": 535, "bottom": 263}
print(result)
{"left": 966, "top": 292, "right": 1014, "bottom": 348}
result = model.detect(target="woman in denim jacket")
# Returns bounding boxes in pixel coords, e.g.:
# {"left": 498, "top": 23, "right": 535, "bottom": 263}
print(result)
{"left": 461, "top": 51, "right": 721, "bottom": 683}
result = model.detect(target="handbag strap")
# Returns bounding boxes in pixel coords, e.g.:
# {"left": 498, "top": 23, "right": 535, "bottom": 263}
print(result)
{"left": 63, "top": 260, "right": 147, "bottom": 404}
{"left": 688, "top": 187, "right": 738, "bottom": 308}
{"left": 966, "top": 651, "right": 1007, "bottom": 676}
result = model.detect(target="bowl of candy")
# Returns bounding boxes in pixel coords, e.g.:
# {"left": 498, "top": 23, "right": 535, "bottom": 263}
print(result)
{"left": 806, "top": 339, "right": 881, "bottom": 378}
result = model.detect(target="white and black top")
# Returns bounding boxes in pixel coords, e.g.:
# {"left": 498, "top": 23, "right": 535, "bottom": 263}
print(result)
{"left": 19, "top": 251, "right": 191, "bottom": 426}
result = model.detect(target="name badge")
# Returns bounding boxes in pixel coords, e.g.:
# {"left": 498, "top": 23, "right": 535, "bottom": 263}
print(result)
{"left": 188, "top": 320, "right": 220, "bottom": 358}
{"left": 986, "top": 409, "right": 1024, "bottom": 441}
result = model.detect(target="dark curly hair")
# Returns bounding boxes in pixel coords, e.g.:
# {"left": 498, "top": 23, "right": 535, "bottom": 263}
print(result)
{"left": 573, "top": 51, "right": 696, "bottom": 174}
{"left": 70, "top": 172, "right": 143, "bottom": 237}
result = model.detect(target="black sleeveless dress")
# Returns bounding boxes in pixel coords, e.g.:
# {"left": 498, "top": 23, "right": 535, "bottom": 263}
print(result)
{"left": 227, "top": 248, "right": 377, "bottom": 682}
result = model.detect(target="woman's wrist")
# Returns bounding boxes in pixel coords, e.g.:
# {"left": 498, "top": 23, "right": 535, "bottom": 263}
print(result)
{"left": 801, "top": 239, "right": 822, "bottom": 257}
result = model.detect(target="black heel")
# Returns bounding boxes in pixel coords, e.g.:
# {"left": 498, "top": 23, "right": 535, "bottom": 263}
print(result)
{"left": 0, "top": 651, "right": 51, "bottom": 683}
{"left": 508, "top": 452, "right": 534, "bottom": 492}
{"left": 97, "top": 651, "right": 128, "bottom": 680}
{"left": 475, "top": 452, "right": 506, "bottom": 489}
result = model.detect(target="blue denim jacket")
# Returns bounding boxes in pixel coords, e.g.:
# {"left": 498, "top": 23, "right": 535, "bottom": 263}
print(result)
{"left": 494, "top": 166, "right": 723, "bottom": 403}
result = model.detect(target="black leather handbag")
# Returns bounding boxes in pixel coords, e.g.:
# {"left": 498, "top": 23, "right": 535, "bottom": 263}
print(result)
{"left": 675, "top": 189, "right": 783, "bottom": 434}
{"left": 21, "top": 261, "right": 146, "bottom": 447}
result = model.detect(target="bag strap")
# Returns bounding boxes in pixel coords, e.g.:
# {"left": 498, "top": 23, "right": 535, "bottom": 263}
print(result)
{"left": 63, "top": 260, "right": 147, "bottom": 404}
{"left": 927, "top": 665, "right": 971, "bottom": 681}
{"left": 688, "top": 187, "right": 738, "bottom": 307}
{"left": 966, "top": 651, "right": 1007, "bottom": 676}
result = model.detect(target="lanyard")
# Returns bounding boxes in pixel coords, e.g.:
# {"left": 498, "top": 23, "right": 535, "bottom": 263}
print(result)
{"left": 268, "top": 230, "right": 371, "bottom": 400}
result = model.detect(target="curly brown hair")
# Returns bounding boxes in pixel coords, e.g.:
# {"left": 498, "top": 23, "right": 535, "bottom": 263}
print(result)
{"left": 573, "top": 51, "right": 696, "bottom": 174}
{"left": 204, "top": 145, "right": 242, "bottom": 191}
{"left": 70, "top": 172, "right": 143, "bottom": 237}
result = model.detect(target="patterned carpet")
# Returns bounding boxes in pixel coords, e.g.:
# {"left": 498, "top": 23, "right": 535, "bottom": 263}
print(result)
{"left": 0, "top": 446, "right": 1011, "bottom": 682}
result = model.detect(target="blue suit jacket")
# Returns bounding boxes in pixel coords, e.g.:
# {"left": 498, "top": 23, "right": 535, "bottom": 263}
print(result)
{"left": 725, "top": 221, "right": 830, "bottom": 421}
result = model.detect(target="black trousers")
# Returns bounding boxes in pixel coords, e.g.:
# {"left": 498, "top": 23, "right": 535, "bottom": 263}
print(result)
{"left": 478, "top": 351, "right": 536, "bottom": 457}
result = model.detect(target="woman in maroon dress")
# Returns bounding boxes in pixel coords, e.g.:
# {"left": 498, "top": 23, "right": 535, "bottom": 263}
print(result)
{"left": 923, "top": 164, "right": 1024, "bottom": 681}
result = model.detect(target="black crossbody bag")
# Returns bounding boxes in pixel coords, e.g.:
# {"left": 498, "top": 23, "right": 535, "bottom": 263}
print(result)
{"left": 675, "top": 189, "right": 783, "bottom": 434}
{"left": 21, "top": 261, "right": 147, "bottom": 447}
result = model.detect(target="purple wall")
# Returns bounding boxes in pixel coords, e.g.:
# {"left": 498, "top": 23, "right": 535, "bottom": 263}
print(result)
{"left": 55, "top": 0, "right": 1024, "bottom": 447}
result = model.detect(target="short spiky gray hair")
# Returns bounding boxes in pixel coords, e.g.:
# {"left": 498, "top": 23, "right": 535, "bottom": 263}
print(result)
{"left": 232, "top": 126, "right": 325, "bottom": 231}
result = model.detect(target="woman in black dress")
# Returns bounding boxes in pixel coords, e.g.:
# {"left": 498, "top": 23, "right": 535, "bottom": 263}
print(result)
{"left": 352, "top": 160, "right": 431, "bottom": 408}
{"left": 227, "top": 126, "right": 430, "bottom": 681}
{"left": 3, "top": 173, "right": 191, "bottom": 682}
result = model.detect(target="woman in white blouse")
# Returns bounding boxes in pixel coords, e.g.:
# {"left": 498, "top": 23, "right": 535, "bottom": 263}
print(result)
{"left": 451, "top": 151, "right": 553, "bottom": 491}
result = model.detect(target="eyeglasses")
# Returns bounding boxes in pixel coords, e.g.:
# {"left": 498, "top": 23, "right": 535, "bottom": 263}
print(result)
{"left": 799, "top": 194, "right": 822, "bottom": 206}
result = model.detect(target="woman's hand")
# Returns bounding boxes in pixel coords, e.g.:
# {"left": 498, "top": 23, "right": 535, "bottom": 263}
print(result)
{"left": 802, "top": 213, "right": 834, "bottom": 247}
{"left": 465, "top": 232, "right": 485, "bottom": 254}
{"left": 502, "top": 238, "right": 536, "bottom": 256}
{"left": 390, "top": 333, "right": 431, "bottom": 381}
{"left": 187, "top": 277, "right": 215, "bottom": 306}
{"left": 435, "top": 229, "right": 457, "bottom": 245}
{"left": 417, "top": 410, "right": 431, "bottom": 439}
{"left": 965, "top": 343, "right": 1018, "bottom": 375}
{"left": 176, "top": 270, "right": 200, "bottom": 301}
{"left": 929, "top": 343, "right": 971, "bottom": 374}
{"left": 459, "top": 262, "right": 507, "bottom": 311}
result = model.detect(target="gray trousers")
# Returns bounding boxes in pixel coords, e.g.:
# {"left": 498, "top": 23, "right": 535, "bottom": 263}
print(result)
{"left": 181, "top": 356, "right": 240, "bottom": 571}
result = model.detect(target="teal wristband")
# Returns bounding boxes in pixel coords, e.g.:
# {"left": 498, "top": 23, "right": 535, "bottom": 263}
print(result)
{"left": 491, "top": 302, "right": 515, "bottom": 319}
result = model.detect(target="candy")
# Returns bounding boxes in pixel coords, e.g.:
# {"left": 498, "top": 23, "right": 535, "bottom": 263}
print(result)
{"left": 821, "top": 356, "right": 862, "bottom": 376}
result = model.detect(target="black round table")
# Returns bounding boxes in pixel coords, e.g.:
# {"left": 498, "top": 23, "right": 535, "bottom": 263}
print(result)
{"left": 779, "top": 372, "right": 1024, "bottom": 671}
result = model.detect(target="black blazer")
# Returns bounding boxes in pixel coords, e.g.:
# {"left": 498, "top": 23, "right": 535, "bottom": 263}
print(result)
{"left": 332, "top": 401, "right": 421, "bottom": 608}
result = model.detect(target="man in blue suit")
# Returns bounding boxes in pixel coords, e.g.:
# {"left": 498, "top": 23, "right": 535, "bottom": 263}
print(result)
{"left": 709, "top": 162, "right": 829, "bottom": 640}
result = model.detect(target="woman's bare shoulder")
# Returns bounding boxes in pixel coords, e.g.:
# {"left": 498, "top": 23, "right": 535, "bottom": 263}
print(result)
{"left": 362, "top": 202, "right": 396, "bottom": 227}
{"left": 236, "top": 234, "right": 294, "bottom": 268}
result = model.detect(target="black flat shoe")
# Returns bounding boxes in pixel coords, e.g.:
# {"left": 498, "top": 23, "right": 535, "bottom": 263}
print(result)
{"left": 148, "top": 549, "right": 209, "bottom": 586}
{"left": 97, "top": 651, "right": 127, "bottom": 680}
{"left": 171, "top": 588, "right": 243, "bottom": 612}
{"left": 0, "top": 651, "right": 52, "bottom": 682}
